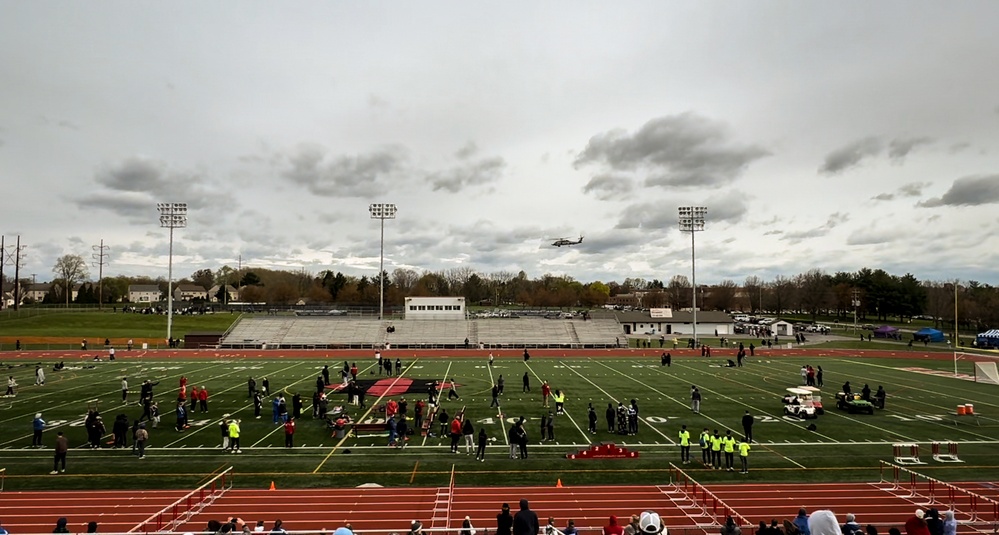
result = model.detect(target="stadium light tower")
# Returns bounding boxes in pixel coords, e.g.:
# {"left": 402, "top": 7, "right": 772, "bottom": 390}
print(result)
{"left": 157, "top": 202, "right": 187, "bottom": 345}
{"left": 369, "top": 203, "right": 397, "bottom": 320}
{"left": 679, "top": 206, "right": 707, "bottom": 345}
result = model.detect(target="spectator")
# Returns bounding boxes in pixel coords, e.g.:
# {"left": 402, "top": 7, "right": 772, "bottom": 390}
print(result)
{"left": 924, "top": 509, "right": 943, "bottom": 535}
{"left": 721, "top": 516, "right": 742, "bottom": 535}
{"left": 623, "top": 515, "right": 640, "bottom": 535}
{"left": 513, "top": 499, "right": 540, "bottom": 535}
{"left": 462, "top": 516, "right": 477, "bottom": 535}
{"left": 87, "top": 521, "right": 98, "bottom": 533}
{"left": 793, "top": 508, "right": 810, "bottom": 535}
{"left": 905, "top": 510, "right": 930, "bottom": 535}
{"left": 603, "top": 516, "right": 624, "bottom": 535}
{"left": 409, "top": 521, "right": 424, "bottom": 535}
{"left": 54, "top": 518, "right": 70, "bottom": 533}
{"left": 254, "top": 521, "right": 266, "bottom": 532}
{"left": 496, "top": 503, "right": 514, "bottom": 535}
{"left": 546, "top": 517, "right": 562, "bottom": 535}
{"left": 564, "top": 520, "right": 578, "bottom": 535}
{"left": 807, "top": 511, "right": 839, "bottom": 535}
{"left": 51, "top": 431, "right": 69, "bottom": 474}
{"left": 942, "top": 512, "right": 956, "bottom": 535}
{"left": 766, "top": 520, "right": 783, "bottom": 535}
{"left": 842, "top": 514, "right": 863, "bottom": 535}
{"left": 135, "top": 422, "right": 149, "bottom": 459}
{"left": 639, "top": 511, "right": 665, "bottom": 535}
{"left": 269, "top": 520, "right": 286, "bottom": 535}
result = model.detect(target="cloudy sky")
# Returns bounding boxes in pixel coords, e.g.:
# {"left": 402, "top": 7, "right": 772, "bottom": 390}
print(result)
{"left": 3, "top": 1, "right": 999, "bottom": 286}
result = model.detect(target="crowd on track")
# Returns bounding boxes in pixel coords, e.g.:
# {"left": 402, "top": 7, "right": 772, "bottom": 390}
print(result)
{"left": 16, "top": 505, "right": 955, "bottom": 535}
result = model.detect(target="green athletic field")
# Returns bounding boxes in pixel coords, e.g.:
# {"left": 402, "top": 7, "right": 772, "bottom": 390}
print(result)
{"left": 1, "top": 353, "right": 997, "bottom": 491}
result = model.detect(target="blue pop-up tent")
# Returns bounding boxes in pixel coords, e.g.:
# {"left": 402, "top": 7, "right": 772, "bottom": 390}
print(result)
{"left": 977, "top": 329, "right": 999, "bottom": 349}
{"left": 914, "top": 327, "right": 945, "bottom": 343}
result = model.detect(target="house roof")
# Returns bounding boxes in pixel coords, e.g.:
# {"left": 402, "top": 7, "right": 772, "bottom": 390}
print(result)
{"left": 129, "top": 285, "right": 161, "bottom": 292}
{"left": 614, "top": 310, "right": 734, "bottom": 324}
{"left": 176, "top": 284, "right": 207, "bottom": 292}
{"left": 28, "top": 283, "right": 52, "bottom": 291}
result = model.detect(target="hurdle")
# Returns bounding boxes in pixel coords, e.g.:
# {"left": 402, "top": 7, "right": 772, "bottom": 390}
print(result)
{"left": 932, "top": 441, "right": 963, "bottom": 463}
{"left": 879, "top": 461, "right": 999, "bottom": 522}
{"left": 893, "top": 443, "right": 925, "bottom": 465}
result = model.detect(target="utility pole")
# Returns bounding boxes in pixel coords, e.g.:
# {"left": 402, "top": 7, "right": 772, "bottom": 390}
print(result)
{"left": 92, "top": 239, "right": 110, "bottom": 309}
{"left": 1, "top": 236, "right": 5, "bottom": 310}
{"left": 852, "top": 289, "right": 860, "bottom": 334}
{"left": 2, "top": 236, "right": 26, "bottom": 310}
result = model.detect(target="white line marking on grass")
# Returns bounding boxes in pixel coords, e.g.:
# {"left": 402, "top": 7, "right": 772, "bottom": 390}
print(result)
{"left": 484, "top": 359, "right": 509, "bottom": 446}
{"left": 524, "top": 361, "right": 590, "bottom": 442}
{"left": 161, "top": 360, "right": 310, "bottom": 448}
{"left": 669, "top": 359, "right": 919, "bottom": 443}
{"left": 315, "top": 360, "right": 421, "bottom": 473}
{"left": 559, "top": 361, "right": 674, "bottom": 444}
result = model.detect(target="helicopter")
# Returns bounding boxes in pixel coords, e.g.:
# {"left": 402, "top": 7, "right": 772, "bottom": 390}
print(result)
{"left": 551, "top": 236, "right": 584, "bottom": 247}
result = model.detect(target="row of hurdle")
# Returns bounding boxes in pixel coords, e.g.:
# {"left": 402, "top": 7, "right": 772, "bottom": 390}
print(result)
{"left": 892, "top": 442, "right": 962, "bottom": 465}
{"left": 878, "top": 460, "right": 999, "bottom": 523}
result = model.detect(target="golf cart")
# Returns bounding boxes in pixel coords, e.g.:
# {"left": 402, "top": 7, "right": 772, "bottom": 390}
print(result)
{"left": 801, "top": 386, "right": 825, "bottom": 415}
{"left": 783, "top": 387, "right": 819, "bottom": 419}
{"left": 835, "top": 392, "right": 875, "bottom": 414}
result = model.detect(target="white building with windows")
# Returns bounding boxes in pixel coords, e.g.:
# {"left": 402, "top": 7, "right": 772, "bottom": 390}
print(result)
{"left": 128, "top": 284, "right": 161, "bottom": 303}
{"left": 404, "top": 296, "right": 466, "bottom": 320}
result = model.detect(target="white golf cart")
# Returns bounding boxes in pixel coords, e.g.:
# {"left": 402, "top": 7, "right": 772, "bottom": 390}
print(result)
{"left": 782, "top": 387, "right": 819, "bottom": 419}
{"left": 800, "top": 386, "right": 825, "bottom": 415}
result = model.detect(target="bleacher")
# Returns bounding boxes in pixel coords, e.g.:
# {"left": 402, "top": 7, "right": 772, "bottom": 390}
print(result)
{"left": 220, "top": 317, "right": 621, "bottom": 349}
{"left": 386, "top": 320, "right": 471, "bottom": 347}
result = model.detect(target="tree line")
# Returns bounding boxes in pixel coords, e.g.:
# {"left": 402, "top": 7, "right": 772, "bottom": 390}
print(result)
{"left": 3, "top": 256, "right": 997, "bottom": 332}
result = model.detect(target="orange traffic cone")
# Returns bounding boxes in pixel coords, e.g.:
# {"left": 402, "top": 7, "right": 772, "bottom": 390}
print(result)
{"left": 269, "top": 481, "right": 276, "bottom": 491}
{"left": 556, "top": 479, "right": 563, "bottom": 488}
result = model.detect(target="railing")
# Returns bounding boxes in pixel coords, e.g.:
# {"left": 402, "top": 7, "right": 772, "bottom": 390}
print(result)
{"left": 669, "top": 463, "right": 751, "bottom": 527}
{"left": 879, "top": 460, "right": 999, "bottom": 522}
{"left": 129, "top": 467, "right": 234, "bottom": 533}
{"left": 0, "top": 467, "right": 5, "bottom": 492}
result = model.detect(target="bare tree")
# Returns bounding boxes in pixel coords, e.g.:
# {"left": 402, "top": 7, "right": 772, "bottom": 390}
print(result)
{"left": 52, "top": 254, "right": 89, "bottom": 307}
{"left": 707, "top": 280, "right": 738, "bottom": 311}
{"left": 769, "top": 275, "right": 796, "bottom": 317}
{"left": 666, "top": 275, "right": 691, "bottom": 309}
{"left": 743, "top": 276, "right": 764, "bottom": 313}
{"left": 797, "top": 269, "right": 831, "bottom": 320}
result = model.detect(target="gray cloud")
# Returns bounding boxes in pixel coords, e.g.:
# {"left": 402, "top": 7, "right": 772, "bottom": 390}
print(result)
{"left": 871, "top": 181, "right": 930, "bottom": 202}
{"left": 74, "top": 157, "right": 232, "bottom": 221}
{"left": 819, "top": 137, "right": 884, "bottom": 174}
{"left": 281, "top": 144, "right": 407, "bottom": 198}
{"left": 846, "top": 227, "right": 907, "bottom": 245}
{"left": 582, "top": 174, "right": 634, "bottom": 200}
{"left": 703, "top": 191, "right": 750, "bottom": 223}
{"left": 888, "top": 136, "right": 933, "bottom": 161}
{"left": 454, "top": 142, "right": 478, "bottom": 160}
{"left": 919, "top": 175, "right": 999, "bottom": 207}
{"left": 781, "top": 212, "right": 849, "bottom": 244}
{"left": 615, "top": 202, "right": 679, "bottom": 230}
{"left": 427, "top": 156, "right": 505, "bottom": 193}
{"left": 575, "top": 112, "right": 769, "bottom": 188}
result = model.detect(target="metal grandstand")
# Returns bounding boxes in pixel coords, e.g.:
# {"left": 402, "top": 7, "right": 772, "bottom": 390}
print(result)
{"left": 219, "top": 316, "right": 623, "bottom": 349}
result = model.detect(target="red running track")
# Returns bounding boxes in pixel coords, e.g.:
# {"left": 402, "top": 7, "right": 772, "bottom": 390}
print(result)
{"left": 7, "top": 482, "right": 995, "bottom": 534}
{"left": 0, "top": 489, "right": 188, "bottom": 533}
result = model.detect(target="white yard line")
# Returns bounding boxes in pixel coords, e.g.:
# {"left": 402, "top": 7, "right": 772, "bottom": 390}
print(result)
{"left": 560, "top": 361, "right": 675, "bottom": 444}
{"left": 485, "top": 359, "right": 509, "bottom": 446}
{"left": 524, "top": 361, "right": 590, "bottom": 442}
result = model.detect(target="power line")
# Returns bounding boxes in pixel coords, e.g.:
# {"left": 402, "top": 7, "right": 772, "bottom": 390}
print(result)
{"left": 92, "top": 239, "right": 111, "bottom": 308}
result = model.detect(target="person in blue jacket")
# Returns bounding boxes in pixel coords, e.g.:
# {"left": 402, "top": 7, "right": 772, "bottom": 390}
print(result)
{"left": 32, "top": 412, "right": 46, "bottom": 446}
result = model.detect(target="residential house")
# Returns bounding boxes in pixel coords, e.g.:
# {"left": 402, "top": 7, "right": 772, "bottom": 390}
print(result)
{"left": 128, "top": 284, "right": 161, "bottom": 303}
{"left": 208, "top": 284, "right": 239, "bottom": 303}
{"left": 26, "top": 283, "right": 52, "bottom": 303}
{"left": 174, "top": 284, "right": 208, "bottom": 302}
